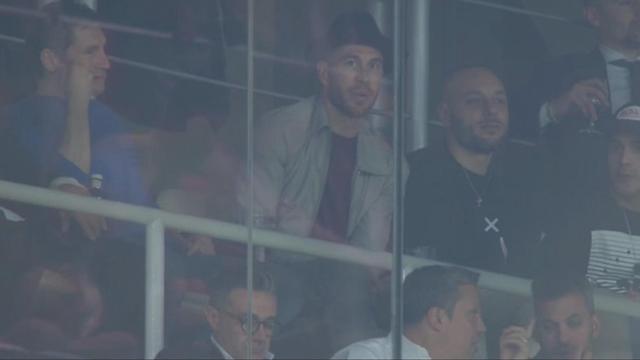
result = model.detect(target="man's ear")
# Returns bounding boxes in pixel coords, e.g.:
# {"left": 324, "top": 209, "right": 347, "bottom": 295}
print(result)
{"left": 317, "top": 60, "right": 329, "bottom": 88}
{"left": 205, "top": 305, "right": 220, "bottom": 331}
{"left": 438, "top": 103, "right": 451, "bottom": 128}
{"left": 40, "top": 49, "right": 61, "bottom": 72}
{"left": 425, "top": 306, "right": 449, "bottom": 332}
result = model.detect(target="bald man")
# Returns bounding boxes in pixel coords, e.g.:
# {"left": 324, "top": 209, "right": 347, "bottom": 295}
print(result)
{"left": 404, "top": 65, "right": 549, "bottom": 278}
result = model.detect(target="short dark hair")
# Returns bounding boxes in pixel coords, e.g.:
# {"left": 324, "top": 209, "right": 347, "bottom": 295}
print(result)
{"left": 24, "top": 0, "right": 100, "bottom": 77}
{"left": 439, "top": 64, "right": 505, "bottom": 105}
{"left": 209, "top": 267, "right": 276, "bottom": 309}
{"left": 403, "top": 265, "right": 480, "bottom": 326}
{"left": 532, "top": 274, "right": 595, "bottom": 314}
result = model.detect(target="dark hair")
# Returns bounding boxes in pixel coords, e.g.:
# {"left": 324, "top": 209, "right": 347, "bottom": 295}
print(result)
{"left": 209, "top": 267, "right": 276, "bottom": 309}
{"left": 24, "top": 0, "right": 100, "bottom": 78}
{"left": 532, "top": 274, "right": 595, "bottom": 314}
{"left": 438, "top": 63, "right": 505, "bottom": 104}
{"left": 321, "top": 11, "right": 390, "bottom": 64}
{"left": 403, "top": 265, "right": 480, "bottom": 326}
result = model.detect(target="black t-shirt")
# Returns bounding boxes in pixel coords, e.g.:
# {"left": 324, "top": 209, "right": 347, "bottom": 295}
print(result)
{"left": 404, "top": 140, "right": 549, "bottom": 277}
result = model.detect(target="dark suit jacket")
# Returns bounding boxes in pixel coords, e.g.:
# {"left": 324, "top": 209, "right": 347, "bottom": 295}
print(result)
{"left": 517, "top": 49, "right": 611, "bottom": 218}
{"left": 518, "top": 48, "right": 608, "bottom": 138}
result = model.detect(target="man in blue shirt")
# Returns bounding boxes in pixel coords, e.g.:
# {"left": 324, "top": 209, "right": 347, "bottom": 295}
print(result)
{"left": 0, "top": 1, "right": 156, "bottom": 338}
{"left": 3, "top": 0, "right": 151, "bottom": 243}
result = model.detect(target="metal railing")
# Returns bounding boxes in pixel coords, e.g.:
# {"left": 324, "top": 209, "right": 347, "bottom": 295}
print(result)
{"left": 0, "top": 179, "right": 639, "bottom": 358}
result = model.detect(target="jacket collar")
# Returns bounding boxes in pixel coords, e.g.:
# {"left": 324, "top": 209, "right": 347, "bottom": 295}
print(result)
{"left": 310, "top": 96, "right": 392, "bottom": 176}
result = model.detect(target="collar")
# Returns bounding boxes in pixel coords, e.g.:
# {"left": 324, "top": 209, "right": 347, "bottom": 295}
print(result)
{"left": 210, "top": 335, "right": 274, "bottom": 360}
{"left": 600, "top": 45, "right": 640, "bottom": 63}
{"left": 386, "top": 333, "right": 431, "bottom": 359}
{"left": 310, "top": 96, "right": 393, "bottom": 176}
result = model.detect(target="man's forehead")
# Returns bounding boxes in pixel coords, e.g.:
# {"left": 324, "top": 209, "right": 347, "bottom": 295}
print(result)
{"left": 538, "top": 293, "right": 590, "bottom": 319}
{"left": 70, "top": 24, "right": 106, "bottom": 46}
{"left": 455, "top": 284, "right": 480, "bottom": 308}
{"left": 445, "top": 68, "right": 504, "bottom": 98}
{"left": 612, "top": 129, "right": 640, "bottom": 143}
{"left": 228, "top": 289, "right": 276, "bottom": 312}
{"left": 328, "top": 44, "right": 383, "bottom": 61}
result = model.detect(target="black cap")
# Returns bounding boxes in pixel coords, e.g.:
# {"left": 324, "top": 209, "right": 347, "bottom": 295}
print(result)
{"left": 606, "top": 103, "right": 640, "bottom": 137}
{"left": 323, "top": 11, "right": 391, "bottom": 69}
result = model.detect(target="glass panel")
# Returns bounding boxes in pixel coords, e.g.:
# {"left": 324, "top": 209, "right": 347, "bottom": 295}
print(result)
{"left": 248, "top": 0, "right": 396, "bottom": 358}
{"left": 0, "top": 0, "right": 249, "bottom": 358}
{"left": 415, "top": 1, "right": 639, "bottom": 359}
{"left": 0, "top": 0, "right": 638, "bottom": 359}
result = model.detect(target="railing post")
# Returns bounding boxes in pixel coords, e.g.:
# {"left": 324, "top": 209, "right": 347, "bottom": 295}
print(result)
{"left": 145, "top": 219, "right": 165, "bottom": 359}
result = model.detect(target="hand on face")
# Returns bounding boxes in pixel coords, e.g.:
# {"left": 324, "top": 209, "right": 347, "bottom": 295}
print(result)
{"left": 499, "top": 324, "right": 534, "bottom": 360}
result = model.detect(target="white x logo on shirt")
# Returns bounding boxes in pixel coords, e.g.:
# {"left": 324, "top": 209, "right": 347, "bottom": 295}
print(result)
{"left": 484, "top": 217, "right": 500, "bottom": 233}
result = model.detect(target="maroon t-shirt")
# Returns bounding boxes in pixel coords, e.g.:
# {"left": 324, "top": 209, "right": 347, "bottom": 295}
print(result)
{"left": 311, "top": 133, "right": 358, "bottom": 244}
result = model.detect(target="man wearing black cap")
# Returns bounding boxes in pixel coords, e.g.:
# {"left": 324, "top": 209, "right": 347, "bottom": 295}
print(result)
{"left": 544, "top": 103, "right": 640, "bottom": 357}
{"left": 252, "top": 10, "right": 392, "bottom": 253}
{"left": 249, "top": 11, "right": 395, "bottom": 355}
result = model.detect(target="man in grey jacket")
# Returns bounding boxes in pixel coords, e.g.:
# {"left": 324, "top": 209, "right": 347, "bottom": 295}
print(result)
{"left": 249, "top": 11, "right": 396, "bottom": 357}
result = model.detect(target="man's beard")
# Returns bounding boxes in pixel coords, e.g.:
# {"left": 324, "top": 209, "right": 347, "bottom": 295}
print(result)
{"left": 327, "top": 82, "right": 374, "bottom": 118}
{"left": 450, "top": 118, "right": 506, "bottom": 154}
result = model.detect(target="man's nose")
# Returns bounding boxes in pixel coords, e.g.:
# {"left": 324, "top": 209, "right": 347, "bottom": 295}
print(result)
{"left": 96, "top": 48, "right": 110, "bottom": 70}
{"left": 253, "top": 323, "right": 271, "bottom": 340}
{"left": 620, "top": 147, "right": 633, "bottom": 165}
{"left": 558, "top": 326, "right": 572, "bottom": 344}
{"left": 477, "top": 316, "right": 487, "bottom": 333}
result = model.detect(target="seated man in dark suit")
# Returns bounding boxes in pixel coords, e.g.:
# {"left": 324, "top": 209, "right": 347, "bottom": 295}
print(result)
{"left": 521, "top": 0, "right": 640, "bottom": 204}
{"left": 158, "top": 268, "right": 278, "bottom": 360}
{"left": 531, "top": 0, "right": 640, "bottom": 130}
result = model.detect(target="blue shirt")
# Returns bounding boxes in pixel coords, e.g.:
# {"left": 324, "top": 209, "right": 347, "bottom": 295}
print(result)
{"left": 2, "top": 95, "right": 152, "bottom": 239}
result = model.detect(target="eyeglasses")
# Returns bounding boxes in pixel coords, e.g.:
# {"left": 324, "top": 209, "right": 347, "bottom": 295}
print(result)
{"left": 221, "top": 309, "right": 280, "bottom": 335}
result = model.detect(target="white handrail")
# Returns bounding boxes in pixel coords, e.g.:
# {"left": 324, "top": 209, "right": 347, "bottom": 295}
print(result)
{"left": 0, "top": 179, "right": 639, "bottom": 357}
{"left": 145, "top": 220, "right": 165, "bottom": 359}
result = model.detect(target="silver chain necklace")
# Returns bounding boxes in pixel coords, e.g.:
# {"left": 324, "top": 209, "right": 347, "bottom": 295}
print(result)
{"left": 462, "top": 168, "right": 493, "bottom": 208}
{"left": 461, "top": 154, "right": 493, "bottom": 208}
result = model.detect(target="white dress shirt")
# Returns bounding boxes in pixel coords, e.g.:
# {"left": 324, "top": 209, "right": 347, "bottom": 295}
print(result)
{"left": 210, "top": 336, "right": 274, "bottom": 360}
{"left": 331, "top": 334, "right": 431, "bottom": 360}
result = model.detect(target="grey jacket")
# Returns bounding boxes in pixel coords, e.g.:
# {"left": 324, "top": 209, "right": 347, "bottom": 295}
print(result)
{"left": 251, "top": 97, "right": 399, "bottom": 256}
